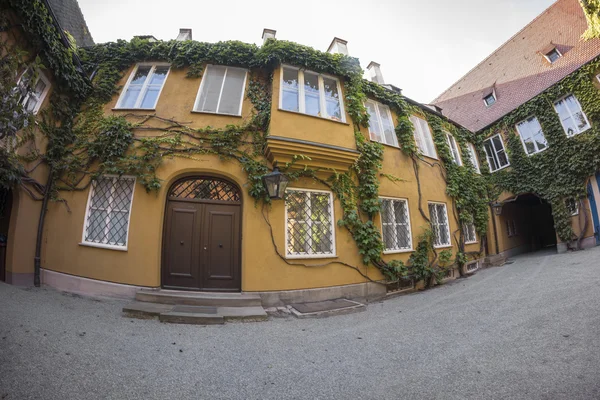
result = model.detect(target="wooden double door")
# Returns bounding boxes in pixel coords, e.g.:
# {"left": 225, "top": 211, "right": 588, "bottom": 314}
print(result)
{"left": 162, "top": 177, "right": 242, "bottom": 291}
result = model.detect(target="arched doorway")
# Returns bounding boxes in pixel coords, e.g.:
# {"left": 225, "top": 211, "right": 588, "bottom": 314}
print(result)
{"left": 162, "top": 176, "right": 242, "bottom": 292}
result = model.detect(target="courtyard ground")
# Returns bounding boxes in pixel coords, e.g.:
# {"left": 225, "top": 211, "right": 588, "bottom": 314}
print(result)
{"left": 1, "top": 247, "right": 600, "bottom": 399}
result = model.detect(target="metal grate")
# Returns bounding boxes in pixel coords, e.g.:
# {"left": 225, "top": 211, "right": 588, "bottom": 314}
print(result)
{"left": 169, "top": 178, "right": 240, "bottom": 202}
{"left": 84, "top": 176, "right": 135, "bottom": 247}
{"left": 429, "top": 203, "right": 450, "bottom": 247}
{"left": 466, "top": 261, "right": 479, "bottom": 273}
{"left": 381, "top": 198, "right": 412, "bottom": 251}
{"left": 285, "top": 190, "right": 334, "bottom": 256}
{"left": 463, "top": 222, "right": 477, "bottom": 244}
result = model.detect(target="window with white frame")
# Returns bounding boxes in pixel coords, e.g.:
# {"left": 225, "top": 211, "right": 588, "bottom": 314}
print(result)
{"left": 483, "top": 134, "right": 510, "bottom": 172}
{"left": 445, "top": 132, "right": 462, "bottom": 166}
{"left": 483, "top": 93, "right": 496, "bottom": 107}
{"left": 366, "top": 100, "right": 397, "bottom": 146}
{"left": 116, "top": 64, "right": 170, "bottom": 109}
{"left": 544, "top": 48, "right": 562, "bottom": 63}
{"left": 565, "top": 198, "right": 579, "bottom": 216}
{"left": 18, "top": 69, "right": 51, "bottom": 114}
{"left": 380, "top": 198, "right": 412, "bottom": 252}
{"left": 428, "top": 202, "right": 451, "bottom": 248}
{"left": 463, "top": 222, "right": 477, "bottom": 244}
{"left": 410, "top": 115, "right": 437, "bottom": 159}
{"left": 194, "top": 65, "right": 247, "bottom": 115}
{"left": 516, "top": 116, "right": 548, "bottom": 155}
{"left": 285, "top": 189, "right": 335, "bottom": 257}
{"left": 83, "top": 176, "right": 136, "bottom": 249}
{"left": 553, "top": 95, "right": 591, "bottom": 137}
{"left": 467, "top": 143, "right": 481, "bottom": 173}
{"left": 280, "top": 66, "right": 345, "bottom": 122}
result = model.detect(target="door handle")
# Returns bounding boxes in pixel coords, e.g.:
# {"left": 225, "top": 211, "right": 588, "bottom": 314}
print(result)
{"left": 180, "top": 241, "right": 184, "bottom": 245}
{"left": 204, "top": 247, "right": 207, "bottom": 250}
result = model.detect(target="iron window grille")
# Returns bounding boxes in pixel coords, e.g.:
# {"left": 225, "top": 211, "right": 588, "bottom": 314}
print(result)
{"left": 285, "top": 189, "right": 335, "bottom": 258}
{"left": 428, "top": 202, "right": 451, "bottom": 248}
{"left": 465, "top": 261, "right": 479, "bottom": 273}
{"left": 169, "top": 177, "right": 240, "bottom": 202}
{"left": 463, "top": 222, "right": 477, "bottom": 244}
{"left": 83, "top": 176, "right": 136, "bottom": 249}
{"left": 380, "top": 198, "right": 412, "bottom": 252}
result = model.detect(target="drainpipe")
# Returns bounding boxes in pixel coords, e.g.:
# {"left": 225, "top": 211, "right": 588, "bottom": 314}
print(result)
{"left": 34, "top": 167, "right": 54, "bottom": 287}
{"left": 489, "top": 204, "right": 500, "bottom": 255}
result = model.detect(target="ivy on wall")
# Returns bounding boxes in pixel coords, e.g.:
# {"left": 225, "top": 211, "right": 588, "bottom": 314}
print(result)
{"left": 580, "top": 0, "right": 600, "bottom": 39}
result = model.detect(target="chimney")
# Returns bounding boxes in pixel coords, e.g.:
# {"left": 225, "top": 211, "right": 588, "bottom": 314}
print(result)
{"left": 327, "top": 37, "right": 348, "bottom": 56}
{"left": 176, "top": 28, "right": 192, "bottom": 41}
{"left": 367, "top": 61, "right": 384, "bottom": 84}
{"left": 262, "top": 28, "right": 276, "bottom": 44}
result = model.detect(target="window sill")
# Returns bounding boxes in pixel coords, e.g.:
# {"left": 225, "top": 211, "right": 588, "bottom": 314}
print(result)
{"left": 526, "top": 147, "right": 548, "bottom": 157}
{"left": 285, "top": 254, "right": 337, "bottom": 260}
{"left": 489, "top": 163, "right": 510, "bottom": 173}
{"left": 464, "top": 241, "right": 478, "bottom": 245}
{"left": 190, "top": 110, "right": 243, "bottom": 118}
{"left": 567, "top": 125, "right": 591, "bottom": 137}
{"left": 420, "top": 154, "right": 439, "bottom": 161}
{"left": 79, "top": 242, "right": 128, "bottom": 252}
{"left": 433, "top": 244, "right": 452, "bottom": 249}
{"left": 377, "top": 141, "right": 401, "bottom": 150}
{"left": 112, "top": 108, "right": 156, "bottom": 112}
{"left": 277, "top": 108, "right": 349, "bottom": 125}
{"left": 383, "top": 248, "right": 413, "bottom": 255}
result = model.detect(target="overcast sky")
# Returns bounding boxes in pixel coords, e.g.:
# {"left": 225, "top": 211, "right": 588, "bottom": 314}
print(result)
{"left": 78, "top": 0, "right": 555, "bottom": 103}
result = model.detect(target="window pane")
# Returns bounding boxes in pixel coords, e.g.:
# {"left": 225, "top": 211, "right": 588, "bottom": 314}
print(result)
{"left": 131, "top": 66, "right": 151, "bottom": 85}
{"left": 140, "top": 87, "right": 160, "bottom": 109}
{"left": 410, "top": 116, "right": 426, "bottom": 155}
{"left": 304, "top": 72, "right": 320, "bottom": 116}
{"left": 366, "top": 101, "right": 383, "bottom": 142}
{"left": 149, "top": 67, "right": 169, "bottom": 85}
{"left": 383, "top": 224, "right": 395, "bottom": 249}
{"left": 108, "top": 211, "right": 128, "bottom": 245}
{"left": 323, "top": 77, "right": 341, "bottom": 120}
{"left": 496, "top": 149, "right": 509, "bottom": 167}
{"left": 196, "top": 65, "right": 226, "bottom": 113}
{"left": 218, "top": 68, "right": 245, "bottom": 115}
{"left": 282, "top": 68, "right": 299, "bottom": 112}
{"left": 393, "top": 201, "right": 407, "bottom": 224}
{"left": 91, "top": 179, "right": 112, "bottom": 209}
{"left": 381, "top": 200, "right": 393, "bottom": 224}
{"left": 120, "top": 87, "right": 141, "bottom": 108}
{"left": 86, "top": 210, "right": 108, "bottom": 243}
{"left": 285, "top": 190, "right": 333, "bottom": 256}
{"left": 33, "top": 79, "right": 47, "bottom": 97}
{"left": 378, "top": 104, "right": 397, "bottom": 146}
{"left": 484, "top": 140, "right": 499, "bottom": 171}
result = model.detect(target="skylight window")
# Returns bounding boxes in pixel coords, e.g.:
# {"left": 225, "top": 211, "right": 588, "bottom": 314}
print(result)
{"left": 483, "top": 93, "right": 496, "bottom": 107}
{"left": 544, "top": 48, "right": 562, "bottom": 63}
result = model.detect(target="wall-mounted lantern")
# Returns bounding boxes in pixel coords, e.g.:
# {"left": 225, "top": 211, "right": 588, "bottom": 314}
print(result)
{"left": 491, "top": 201, "right": 503, "bottom": 216}
{"left": 262, "top": 163, "right": 289, "bottom": 200}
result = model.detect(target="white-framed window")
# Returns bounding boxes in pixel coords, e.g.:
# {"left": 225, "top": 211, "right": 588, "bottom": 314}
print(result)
{"left": 445, "top": 132, "right": 462, "bottom": 166}
{"left": 280, "top": 65, "right": 345, "bottom": 122}
{"left": 553, "top": 95, "right": 591, "bottom": 137}
{"left": 82, "top": 176, "right": 136, "bottom": 250}
{"left": 366, "top": 100, "right": 397, "bottom": 146}
{"left": 116, "top": 63, "right": 170, "bottom": 109}
{"left": 465, "top": 260, "right": 479, "bottom": 273}
{"left": 467, "top": 143, "right": 481, "bottom": 173}
{"left": 565, "top": 198, "right": 579, "bottom": 216}
{"left": 410, "top": 115, "right": 437, "bottom": 159}
{"left": 193, "top": 65, "right": 247, "bottom": 116}
{"left": 380, "top": 197, "right": 412, "bottom": 253}
{"left": 428, "top": 202, "right": 451, "bottom": 248}
{"left": 544, "top": 48, "right": 562, "bottom": 63}
{"left": 463, "top": 222, "right": 477, "bottom": 244}
{"left": 285, "top": 188, "right": 335, "bottom": 258}
{"left": 515, "top": 116, "right": 548, "bottom": 155}
{"left": 483, "top": 134, "right": 510, "bottom": 172}
{"left": 483, "top": 92, "right": 496, "bottom": 107}
{"left": 18, "top": 69, "right": 51, "bottom": 114}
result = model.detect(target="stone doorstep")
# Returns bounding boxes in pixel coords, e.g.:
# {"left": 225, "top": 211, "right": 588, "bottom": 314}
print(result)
{"left": 135, "top": 290, "right": 263, "bottom": 307}
{"left": 289, "top": 299, "right": 366, "bottom": 319}
{"left": 122, "top": 302, "right": 268, "bottom": 325}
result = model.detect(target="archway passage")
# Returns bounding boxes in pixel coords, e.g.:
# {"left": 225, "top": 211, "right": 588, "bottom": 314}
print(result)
{"left": 162, "top": 177, "right": 242, "bottom": 292}
{"left": 0, "top": 189, "right": 11, "bottom": 282}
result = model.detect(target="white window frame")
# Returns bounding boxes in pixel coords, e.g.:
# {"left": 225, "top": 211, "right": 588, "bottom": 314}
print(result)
{"left": 115, "top": 63, "right": 170, "bottom": 110}
{"left": 81, "top": 175, "right": 136, "bottom": 251}
{"left": 428, "top": 202, "right": 452, "bottom": 248}
{"left": 465, "top": 260, "right": 479, "bottom": 273}
{"left": 193, "top": 64, "right": 248, "bottom": 116}
{"left": 515, "top": 116, "right": 548, "bottom": 156}
{"left": 18, "top": 69, "right": 51, "bottom": 115}
{"left": 445, "top": 132, "right": 462, "bottom": 166}
{"left": 483, "top": 92, "right": 496, "bottom": 107}
{"left": 380, "top": 196, "right": 413, "bottom": 254}
{"left": 284, "top": 188, "right": 336, "bottom": 259}
{"left": 544, "top": 48, "right": 562, "bottom": 63}
{"left": 553, "top": 94, "right": 591, "bottom": 137}
{"left": 467, "top": 143, "right": 481, "bottom": 174}
{"left": 279, "top": 65, "right": 346, "bottom": 122}
{"left": 483, "top": 133, "right": 510, "bottom": 172}
{"left": 463, "top": 222, "right": 477, "bottom": 244}
{"left": 410, "top": 115, "right": 438, "bottom": 159}
{"left": 366, "top": 100, "right": 398, "bottom": 146}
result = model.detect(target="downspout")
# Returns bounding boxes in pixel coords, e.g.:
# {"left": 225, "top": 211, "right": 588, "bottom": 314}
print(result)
{"left": 489, "top": 204, "right": 500, "bottom": 255}
{"left": 34, "top": 167, "right": 54, "bottom": 287}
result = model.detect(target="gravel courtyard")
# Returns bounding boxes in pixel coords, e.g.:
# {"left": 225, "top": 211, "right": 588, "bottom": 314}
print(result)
{"left": 1, "top": 248, "right": 600, "bottom": 400}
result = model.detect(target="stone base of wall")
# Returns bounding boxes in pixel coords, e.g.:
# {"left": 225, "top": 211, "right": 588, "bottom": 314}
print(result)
{"left": 41, "top": 269, "right": 147, "bottom": 299}
{"left": 557, "top": 236, "right": 597, "bottom": 253}
{"left": 4, "top": 271, "right": 34, "bottom": 286}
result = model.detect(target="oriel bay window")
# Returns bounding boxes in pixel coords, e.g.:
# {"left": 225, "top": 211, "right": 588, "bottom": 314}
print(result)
{"left": 553, "top": 95, "right": 591, "bottom": 137}
{"left": 194, "top": 65, "right": 247, "bottom": 115}
{"left": 82, "top": 176, "right": 136, "bottom": 250}
{"left": 285, "top": 189, "right": 335, "bottom": 258}
{"left": 116, "top": 64, "right": 170, "bottom": 109}
{"left": 515, "top": 116, "right": 548, "bottom": 155}
{"left": 366, "top": 100, "right": 397, "bottom": 146}
{"left": 280, "top": 66, "right": 345, "bottom": 122}
{"left": 380, "top": 198, "right": 412, "bottom": 253}
{"left": 483, "top": 134, "right": 510, "bottom": 172}
{"left": 428, "top": 202, "right": 451, "bottom": 248}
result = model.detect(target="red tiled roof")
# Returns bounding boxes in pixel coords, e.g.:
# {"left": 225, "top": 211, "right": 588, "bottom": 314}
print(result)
{"left": 432, "top": 0, "right": 600, "bottom": 132}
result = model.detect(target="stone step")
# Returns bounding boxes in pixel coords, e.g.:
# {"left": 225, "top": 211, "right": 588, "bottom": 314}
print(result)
{"left": 122, "top": 302, "right": 268, "bottom": 324}
{"left": 290, "top": 299, "right": 366, "bottom": 319}
{"left": 219, "top": 306, "right": 268, "bottom": 322}
{"left": 135, "top": 290, "right": 263, "bottom": 307}
{"left": 123, "top": 301, "right": 174, "bottom": 318}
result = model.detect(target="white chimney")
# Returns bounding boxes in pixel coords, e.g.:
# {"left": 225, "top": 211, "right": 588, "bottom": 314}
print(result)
{"left": 176, "top": 28, "right": 192, "bottom": 41}
{"left": 327, "top": 37, "right": 349, "bottom": 56}
{"left": 367, "top": 61, "right": 384, "bottom": 84}
{"left": 262, "top": 28, "right": 276, "bottom": 44}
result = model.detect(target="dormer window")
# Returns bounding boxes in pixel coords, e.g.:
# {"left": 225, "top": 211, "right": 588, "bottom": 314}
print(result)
{"left": 483, "top": 93, "right": 496, "bottom": 107}
{"left": 544, "top": 48, "right": 562, "bottom": 63}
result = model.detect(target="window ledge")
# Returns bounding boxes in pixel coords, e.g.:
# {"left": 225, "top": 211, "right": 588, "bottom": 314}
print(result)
{"left": 285, "top": 254, "right": 337, "bottom": 260}
{"left": 489, "top": 163, "right": 511, "bottom": 173}
{"left": 420, "top": 154, "right": 439, "bottom": 161}
{"left": 277, "top": 108, "right": 349, "bottom": 125}
{"left": 79, "top": 242, "right": 128, "bottom": 252}
{"left": 464, "top": 241, "right": 479, "bottom": 245}
{"left": 191, "top": 110, "right": 243, "bottom": 118}
{"left": 567, "top": 126, "right": 591, "bottom": 137}
{"left": 433, "top": 244, "right": 452, "bottom": 249}
{"left": 383, "top": 249, "right": 414, "bottom": 255}
{"left": 112, "top": 108, "right": 156, "bottom": 112}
